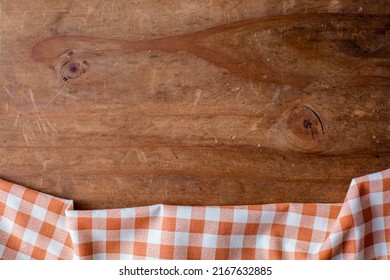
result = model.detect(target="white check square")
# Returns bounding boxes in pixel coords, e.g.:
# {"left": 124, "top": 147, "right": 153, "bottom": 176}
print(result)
{"left": 174, "top": 232, "right": 190, "bottom": 246}
{"left": 374, "top": 242, "right": 388, "bottom": 257}
{"left": 308, "top": 242, "right": 322, "bottom": 254}
{"left": 205, "top": 207, "right": 220, "bottom": 222}
{"left": 313, "top": 216, "right": 328, "bottom": 231}
{"left": 120, "top": 229, "right": 135, "bottom": 241}
{"left": 368, "top": 172, "right": 382, "bottom": 181}
{"left": 348, "top": 198, "right": 362, "bottom": 214}
{"left": 23, "top": 228, "right": 39, "bottom": 245}
{"left": 31, "top": 204, "right": 47, "bottom": 220}
{"left": 229, "top": 235, "right": 244, "bottom": 249}
{"left": 0, "top": 217, "right": 14, "bottom": 234}
{"left": 92, "top": 210, "right": 107, "bottom": 219}
{"left": 91, "top": 230, "right": 106, "bottom": 242}
{"left": 233, "top": 209, "right": 248, "bottom": 223}
{"left": 120, "top": 208, "right": 136, "bottom": 218}
{"left": 147, "top": 229, "right": 162, "bottom": 244}
{"left": 369, "top": 193, "right": 383, "bottom": 206}
{"left": 202, "top": 234, "right": 218, "bottom": 248}
{"left": 282, "top": 238, "right": 297, "bottom": 252}
{"left": 47, "top": 239, "right": 63, "bottom": 256}
{"left": 260, "top": 211, "right": 275, "bottom": 224}
{"left": 6, "top": 194, "right": 21, "bottom": 211}
{"left": 176, "top": 206, "right": 192, "bottom": 219}
{"left": 372, "top": 217, "right": 385, "bottom": 231}
{"left": 286, "top": 212, "right": 301, "bottom": 227}
{"left": 256, "top": 235, "right": 271, "bottom": 249}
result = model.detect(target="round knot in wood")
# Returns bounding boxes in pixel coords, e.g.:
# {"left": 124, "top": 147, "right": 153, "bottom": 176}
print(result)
{"left": 286, "top": 105, "right": 324, "bottom": 152}
{"left": 60, "top": 59, "right": 88, "bottom": 81}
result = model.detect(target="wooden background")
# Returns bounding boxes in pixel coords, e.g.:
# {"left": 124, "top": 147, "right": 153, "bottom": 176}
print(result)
{"left": 0, "top": 0, "right": 389, "bottom": 209}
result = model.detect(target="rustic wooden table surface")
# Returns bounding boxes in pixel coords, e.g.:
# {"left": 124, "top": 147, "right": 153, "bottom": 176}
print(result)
{"left": 0, "top": 1, "right": 389, "bottom": 209}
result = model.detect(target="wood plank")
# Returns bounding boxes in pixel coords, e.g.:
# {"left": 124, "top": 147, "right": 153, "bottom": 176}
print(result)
{"left": 0, "top": 0, "right": 389, "bottom": 209}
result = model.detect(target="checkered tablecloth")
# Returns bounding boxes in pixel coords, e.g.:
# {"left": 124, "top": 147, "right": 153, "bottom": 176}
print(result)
{"left": 0, "top": 169, "right": 389, "bottom": 260}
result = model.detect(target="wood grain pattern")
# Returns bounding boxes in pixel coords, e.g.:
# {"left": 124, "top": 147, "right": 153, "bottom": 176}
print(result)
{"left": 0, "top": 0, "right": 389, "bottom": 209}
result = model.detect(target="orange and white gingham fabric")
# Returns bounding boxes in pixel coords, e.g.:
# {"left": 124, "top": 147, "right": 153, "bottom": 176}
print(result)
{"left": 1, "top": 169, "right": 389, "bottom": 260}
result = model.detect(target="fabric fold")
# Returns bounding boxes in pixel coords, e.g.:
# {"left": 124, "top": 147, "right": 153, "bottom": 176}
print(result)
{"left": 0, "top": 169, "right": 389, "bottom": 260}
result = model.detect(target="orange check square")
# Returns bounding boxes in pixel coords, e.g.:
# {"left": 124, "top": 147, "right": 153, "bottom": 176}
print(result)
{"left": 319, "top": 249, "right": 332, "bottom": 260}
{"left": 384, "top": 203, "right": 390, "bottom": 216}
{"left": 187, "top": 246, "right": 202, "bottom": 259}
{"left": 78, "top": 242, "right": 93, "bottom": 257}
{"left": 364, "top": 233, "right": 374, "bottom": 247}
{"left": 15, "top": 211, "right": 30, "bottom": 227}
{"left": 362, "top": 207, "right": 372, "bottom": 222}
{"left": 329, "top": 205, "right": 341, "bottom": 219}
{"left": 107, "top": 218, "right": 121, "bottom": 230}
{"left": 302, "top": 204, "right": 317, "bottom": 216}
{"left": 47, "top": 199, "right": 65, "bottom": 214}
{"left": 294, "top": 252, "right": 308, "bottom": 259}
{"left": 39, "top": 221, "right": 56, "bottom": 239}
{"left": 106, "top": 241, "right": 121, "bottom": 254}
{"left": 22, "top": 188, "right": 39, "bottom": 204}
{"left": 6, "top": 235, "right": 22, "bottom": 252}
{"left": 31, "top": 246, "right": 47, "bottom": 259}
{"left": 135, "top": 217, "right": 150, "bottom": 229}
{"left": 241, "top": 248, "right": 256, "bottom": 259}
{"left": 218, "top": 222, "right": 233, "bottom": 235}
{"left": 270, "top": 224, "right": 285, "bottom": 238}
{"left": 78, "top": 217, "right": 92, "bottom": 230}
{"left": 342, "top": 240, "right": 357, "bottom": 253}
{"left": 133, "top": 242, "right": 147, "bottom": 257}
{"left": 275, "top": 203, "right": 289, "bottom": 212}
{"left": 385, "top": 229, "right": 390, "bottom": 242}
{"left": 160, "top": 245, "right": 174, "bottom": 259}
{"left": 269, "top": 249, "right": 282, "bottom": 259}
{"left": 357, "top": 182, "right": 370, "bottom": 196}
{"left": 64, "top": 235, "right": 73, "bottom": 248}
{"left": 215, "top": 248, "right": 229, "bottom": 260}
{"left": 244, "top": 223, "right": 259, "bottom": 235}
{"left": 297, "top": 227, "right": 313, "bottom": 242}
{"left": 162, "top": 217, "right": 176, "bottom": 232}
{"left": 0, "top": 180, "right": 12, "bottom": 192}
{"left": 189, "top": 219, "right": 205, "bottom": 233}
{"left": 383, "top": 177, "right": 390, "bottom": 192}
{"left": 0, "top": 202, "right": 5, "bottom": 216}
{"left": 339, "top": 214, "right": 354, "bottom": 230}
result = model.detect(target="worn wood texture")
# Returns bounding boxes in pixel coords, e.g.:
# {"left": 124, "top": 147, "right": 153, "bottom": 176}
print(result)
{"left": 0, "top": 0, "right": 389, "bottom": 209}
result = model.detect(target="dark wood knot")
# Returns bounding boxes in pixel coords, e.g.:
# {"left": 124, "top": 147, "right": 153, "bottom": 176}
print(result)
{"left": 286, "top": 105, "right": 325, "bottom": 152}
{"left": 60, "top": 59, "right": 88, "bottom": 81}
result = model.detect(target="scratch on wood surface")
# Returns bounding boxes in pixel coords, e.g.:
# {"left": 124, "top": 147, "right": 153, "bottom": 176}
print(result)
{"left": 29, "top": 89, "right": 39, "bottom": 111}
{"left": 35, "top": 118, "right": 42, "bottom": 132}
{"left": 83, "top": 4, "right": 95, "bottom": 23}
{"left": 111, "top": 0, "right": 116, "bottom": 21}
{"left": 136, "top": 149, "right": 148, "bottom": 165}
{"left": 29, "top": 126, "right": 36, "bottom": 139}
{"left": 48, "top": 80, "right": 67, "bottom": 105}
{"left": 44, "top": 118, "right": 59, "bottom": 135}
{"left": 192, "top": 89, "right": 202, "bottom": 109}
{"left": 14, "top": 112, "right": 20, "bottom": 128}
{"left": 22, "top": 127, "right": 30, "bottom": 145}
{"left": 148, "top": 175, "right": 154, "bottom": 188}
{"left": 3, "top": 86, "right": 13, "bottom": 98}
{"left": 36, "top": 115, "right": 49, "bottom": 135}
{"left": 133, "top": 9, "right": 151, "bottom": 33}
